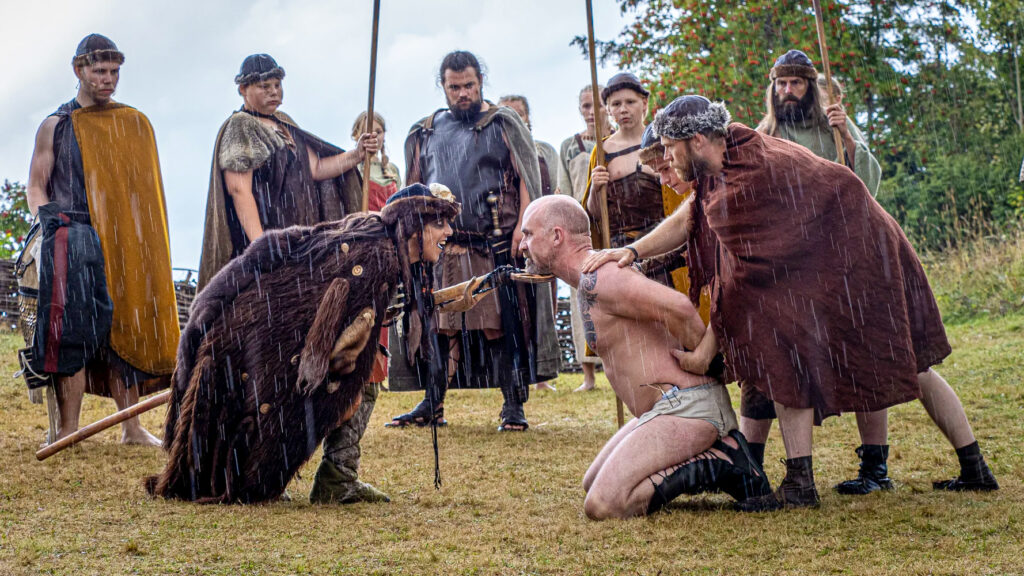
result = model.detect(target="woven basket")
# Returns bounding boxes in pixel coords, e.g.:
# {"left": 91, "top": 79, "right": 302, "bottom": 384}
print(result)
{"left": 15, "top": 232, "right": 40, "bottom": 345}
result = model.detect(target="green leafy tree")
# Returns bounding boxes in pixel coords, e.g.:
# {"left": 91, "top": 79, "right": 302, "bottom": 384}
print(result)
{"left": 0, "top": 180, "right": 33, "bottom": 259}
{"left": 588, "top": 0, "right": 1024, "bottom": 249}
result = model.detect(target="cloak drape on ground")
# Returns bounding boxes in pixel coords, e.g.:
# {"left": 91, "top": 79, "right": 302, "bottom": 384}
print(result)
{"left": 147, "top": 215, "right": 397, "bottom": 503}
{"left": 71, "top": 103, "right": 179, "bottom": 376}
{"left": 690, "top": 124, "right": 951, "bottom": 422}
{"left": 198, "top": 111, "right": 362, "bottom": 290}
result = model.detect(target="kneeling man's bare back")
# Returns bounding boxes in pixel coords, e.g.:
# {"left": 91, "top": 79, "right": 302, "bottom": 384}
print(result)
{"left": 519, "top": 195, "right": 777, "bottom": 518}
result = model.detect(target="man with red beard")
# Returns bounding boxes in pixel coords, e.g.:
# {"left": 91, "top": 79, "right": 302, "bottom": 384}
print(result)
{"left": 389, "top": 51, "right": 559, "bottom": 432}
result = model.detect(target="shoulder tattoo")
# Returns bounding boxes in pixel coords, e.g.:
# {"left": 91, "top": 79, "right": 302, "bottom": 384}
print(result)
{"left": 578, "top": 272, "right": 599, "bottom": 351}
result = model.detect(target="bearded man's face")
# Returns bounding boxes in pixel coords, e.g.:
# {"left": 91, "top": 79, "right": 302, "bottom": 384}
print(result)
{"left": 773, "top": 76, "right": 815, "bottom": 123}
{"left": 661, "top": 137, "right": 712, "bottom": 183}
{"left": 443, "top": 68, "right": 483, "bottom": 119}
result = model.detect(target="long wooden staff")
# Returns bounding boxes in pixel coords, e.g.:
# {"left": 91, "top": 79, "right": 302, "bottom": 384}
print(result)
{"left": 812, "top": 0, "right": 847, "bottom": 166}
{"left": 360, "top": 0, "right": 382, "bottom": 212}
{"left": 36, "top": 390, "right": 170, "bottom": 461}
{"left": 585, "top": 0, "right": 612, "bottom": 251}
{"left": 585, "top": 0, "right": 624, "bottom": 429}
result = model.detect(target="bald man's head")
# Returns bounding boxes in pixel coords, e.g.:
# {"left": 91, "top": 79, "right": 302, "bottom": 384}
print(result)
{"left": 520, "top": 196, "right": 592, "bottom": 275}
{"left": 524, "top": 195, "right": 591, "bottom": 241}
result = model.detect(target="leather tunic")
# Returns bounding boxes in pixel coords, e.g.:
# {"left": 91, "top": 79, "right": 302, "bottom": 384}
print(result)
{"left": 47, "top": 100, "right": 92, "bottom": 224}
{"left": 606, "top": 168, "right": 663, "bottom": 237}
{"left": 418, "top": 110, "right": 520, "bottom": 237}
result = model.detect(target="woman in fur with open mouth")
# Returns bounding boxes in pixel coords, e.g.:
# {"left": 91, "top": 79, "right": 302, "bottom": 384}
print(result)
{"left": 145, "top": 184, "right": 458, "bottom": 504}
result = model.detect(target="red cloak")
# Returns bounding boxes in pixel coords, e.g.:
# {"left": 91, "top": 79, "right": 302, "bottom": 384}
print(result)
{"left": 689, "top": 124, "right": 950, "bottom": 422}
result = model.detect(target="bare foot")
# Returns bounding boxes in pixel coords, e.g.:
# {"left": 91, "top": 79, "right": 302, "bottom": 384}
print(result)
{"left": 121, "top": 427, "right": 162, "bottom": 447}
{"left": 574, "top": 380, "right": 596, "bottom": 392}
{"left": 536, "top": 381, "right": 557, "bottom": 391}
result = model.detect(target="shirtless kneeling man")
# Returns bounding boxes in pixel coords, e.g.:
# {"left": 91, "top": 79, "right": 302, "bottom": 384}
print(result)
{"left": 519, "top": 195, "right": 779, "bottom": 519}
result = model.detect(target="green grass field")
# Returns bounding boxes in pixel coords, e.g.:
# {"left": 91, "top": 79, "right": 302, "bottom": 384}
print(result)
{"left": 3, "top": 233, "right": 1024, "bottom": 575}
{"left": 1, "top": 311, "right": 1021, "bottom": 575}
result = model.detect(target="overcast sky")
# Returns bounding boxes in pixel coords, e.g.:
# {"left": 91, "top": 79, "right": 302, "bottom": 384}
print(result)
{"left": 0, "top": 0, "right": 630, "bottom": 271}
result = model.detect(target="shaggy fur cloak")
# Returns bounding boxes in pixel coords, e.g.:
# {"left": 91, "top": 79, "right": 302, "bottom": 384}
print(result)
{"left": 198, "top": 110, "right": 363, "bottom": 291}
{"left": 146, "top": 214, "right": 399, "bottom": 503}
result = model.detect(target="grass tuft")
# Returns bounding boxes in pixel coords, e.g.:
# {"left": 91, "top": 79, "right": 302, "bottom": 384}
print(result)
{"left": 922, "top": 227, "right": 1024, "bottom": 324}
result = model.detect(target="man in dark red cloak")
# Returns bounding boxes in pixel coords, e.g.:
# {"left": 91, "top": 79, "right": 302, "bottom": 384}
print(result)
{"left": 585, "top": 95, "right": 997, "bottom": 508}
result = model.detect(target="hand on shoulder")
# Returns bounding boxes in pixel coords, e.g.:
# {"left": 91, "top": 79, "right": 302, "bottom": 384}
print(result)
{"left": 581, "top": 247, "right": 636, "bottom": 273}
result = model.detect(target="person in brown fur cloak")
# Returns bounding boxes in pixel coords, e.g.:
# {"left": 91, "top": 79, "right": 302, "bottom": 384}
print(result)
{"left": 198, "top": 53, "right": 377, "bottom": 290}
{"left": 145, "top": 183, "right": 458, "bottom": 504}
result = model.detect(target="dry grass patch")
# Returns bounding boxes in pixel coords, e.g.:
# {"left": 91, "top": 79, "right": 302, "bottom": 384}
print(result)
{"left": 1, "top": 315, "right": 1022, "bottom": 575}
{"left": 922, "top": 229, "right": 1024, "bottom": 324}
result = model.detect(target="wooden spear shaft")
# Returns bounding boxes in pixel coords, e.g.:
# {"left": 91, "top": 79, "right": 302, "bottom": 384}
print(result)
{"left": 585, "top": 0, "right": 612, "bottom": 251}
{"left": 585, "top": 0, "right": 624, "bottom": 429}
{"left": 360, "top": 0, "right": 382, "bottom": 212}
{"left": 36, "top": 390, "right": 171, "bottom": 461}
{"left": 812, "top": 0, "right": 847, "bottom": 166}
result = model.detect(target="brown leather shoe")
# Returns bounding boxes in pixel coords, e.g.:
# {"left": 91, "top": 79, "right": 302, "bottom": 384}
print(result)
{"left": 776, "top": 456, "right": 820, "bottom": 509}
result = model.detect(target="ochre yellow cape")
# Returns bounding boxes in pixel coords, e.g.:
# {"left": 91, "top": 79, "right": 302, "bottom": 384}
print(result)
{"left": 72, "top": 103, "right": 179, "bottom": 375}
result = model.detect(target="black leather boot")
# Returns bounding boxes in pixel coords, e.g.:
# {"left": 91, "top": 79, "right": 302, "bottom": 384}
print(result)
{"left": 933, "top": 441, "right": 999, "bottom": 491}
{"left": 834, "top": 444, "right": 894, "bottom": 495}
{"left": 494, "top": 339, "right": 529, "bottom": 431}
{"left": 747, "top": 442, "right": 766, "bottom": 470}
{"left": 646, "top": 431, "right": 779, "bottom": 514}
{"left": 775, "top": 456, "right": 820, "bottom": 508}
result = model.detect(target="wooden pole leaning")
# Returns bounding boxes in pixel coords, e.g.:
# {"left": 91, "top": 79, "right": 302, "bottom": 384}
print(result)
{"left": 812, "top": 0, "right": 847, "bottom": 166}
{"left": 360, "top": 0, "right": 382, "bottom": 212}
{"left": 585, "top": 0, "right": 625, "bottom": 429}
{"left": 35, "top": 390, "right": 171, "bottom": 461}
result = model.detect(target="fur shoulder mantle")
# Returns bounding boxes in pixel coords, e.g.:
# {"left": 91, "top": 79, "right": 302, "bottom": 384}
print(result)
{"left": 217, "top": 112, "right": 285, "bottom": 173}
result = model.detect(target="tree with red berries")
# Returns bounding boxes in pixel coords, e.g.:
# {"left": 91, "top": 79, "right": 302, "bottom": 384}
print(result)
{"left": 0, "top": 180, "right": 32, "bottom": 259}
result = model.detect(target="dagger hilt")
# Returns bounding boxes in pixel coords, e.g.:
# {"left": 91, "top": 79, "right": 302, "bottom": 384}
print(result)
{"left": 486, "top": 192, "right": 502, "bottom": 238}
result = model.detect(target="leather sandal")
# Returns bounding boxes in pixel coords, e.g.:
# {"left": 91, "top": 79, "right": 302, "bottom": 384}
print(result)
{"left": 385, "top": 400, "right": 446, "bottom": 428}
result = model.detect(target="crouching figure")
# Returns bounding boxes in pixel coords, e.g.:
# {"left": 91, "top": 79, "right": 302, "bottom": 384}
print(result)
{"left": 145, "top": 183, "right": 458, "bottom": 503}
{"left": 519, "top": 196, "right": 776, "bottom": 518}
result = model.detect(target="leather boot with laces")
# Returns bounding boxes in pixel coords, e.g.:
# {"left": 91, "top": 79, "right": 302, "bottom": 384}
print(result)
{"left": 775, "top": 456, "right": 820, "bottom": 509}
{"left": 835, "top": 444, "right": 894, "bottom": 495}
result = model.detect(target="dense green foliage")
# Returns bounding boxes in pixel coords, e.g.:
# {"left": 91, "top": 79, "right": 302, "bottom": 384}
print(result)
{"left": 585, "top": 0, "right": 1024, "bottom": 249}
{"left": 0, "top": 181, "right": 32, "bottom": 259}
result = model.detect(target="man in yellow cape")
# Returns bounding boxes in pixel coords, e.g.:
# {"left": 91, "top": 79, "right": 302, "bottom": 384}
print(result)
{"left": 26, "top": 34, "right": 178, "bottom": 446}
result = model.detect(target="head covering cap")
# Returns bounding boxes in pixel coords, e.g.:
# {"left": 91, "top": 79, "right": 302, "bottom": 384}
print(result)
{"left": 381, "top": 183, "right": 461, "bottom": 228}
{"left": 770, "top": 49, "right": 818, "bottom": 80}
{"left": 235, "top": 54, "right": 286, "bottom": 86}
{"left": 601, "top": 72, "right": 650, "bottom": 103}
{"left": 638, "top": 124, "right": 664, "bottom": 164}
{"left": 651, "top": 95, "right": 732, "bottom": 141}
{"left": 72, "top": 34, "right": 125, "bottom": 67}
